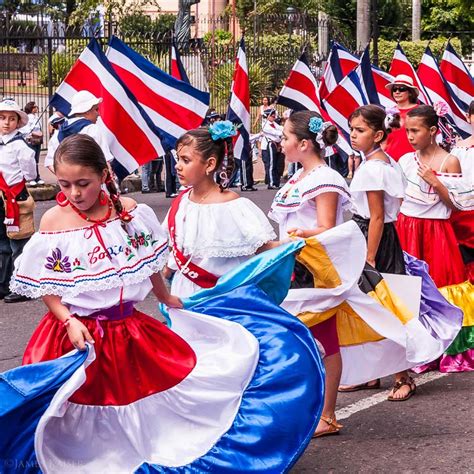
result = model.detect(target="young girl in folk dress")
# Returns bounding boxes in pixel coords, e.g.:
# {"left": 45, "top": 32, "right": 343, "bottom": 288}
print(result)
{"left": 164, "top": 123, "right": 278, "bottom": 297}
{"left": 9, "top": 134, "right": 323, "bottom": 472}
{"left": 268, "top": 110, "right": 351, "bottom": 437}
{"left": 342, "top": 105, "right": 415, "bottom": 400}
{"left": 396, "top": 105, "right": 473, "bottom": 372}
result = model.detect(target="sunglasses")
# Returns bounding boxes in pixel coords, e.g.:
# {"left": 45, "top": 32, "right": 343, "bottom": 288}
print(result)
{"left": 392, "top": 86, "right": 409, "bottom": 93}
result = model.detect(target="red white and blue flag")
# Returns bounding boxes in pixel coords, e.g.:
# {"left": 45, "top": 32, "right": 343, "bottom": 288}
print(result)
{"left": 171, "top": 38, "right": 190, "bottom": 84}
{"left": 322, "top": 70, "right": 368, "bottom": 139}
{"left": 226, "top": 38, "right": 251, "bottom": 162}
{"left": 277, "top": 52, "right": 329, "bottom": 118}
{"left": 319, "top": 42, "right": 359, "bottom": 101}
{"left": 106, "top": 36, "right": 209, "bottom": 149}
{"left": 357, "top": 46, "right": 395, "bottom": 108}
{"left": 440, "top": 42, "right": 474, "bottom": 113}
{"left": 50, "top": 39, "right": 167, "bottom": 172}
{"left": 389, "top": 43, "right": 431, "bottom": 104}
{"left": 418, "top": 46, "right": 470, "bottom": 138}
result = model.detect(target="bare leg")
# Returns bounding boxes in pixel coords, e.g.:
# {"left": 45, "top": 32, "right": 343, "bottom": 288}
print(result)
{"left": 314, "top": 352, "right": 343, "bottom": 436}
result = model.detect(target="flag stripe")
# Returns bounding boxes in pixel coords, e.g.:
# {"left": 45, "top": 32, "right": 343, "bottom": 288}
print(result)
{"left": 418, "top": 48, "right": 470, "bottom": 138}
{"left": 66, "top": 60, "right": 162, "bottom": 160}
{"left": 51, "top": 39, "right": 167, "bottom": 171}
{"left": 226, "top": 38, "right": 250, "bottom": 162}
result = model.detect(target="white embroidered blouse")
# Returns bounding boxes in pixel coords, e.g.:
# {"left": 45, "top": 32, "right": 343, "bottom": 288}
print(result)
{"left": 10, "top": 204, "right": 168, "bottom": 316}
{"left": 268, "top": 165, "right": 351, "bottom": 238}
{"left": 163, "top": 194, "right": 276, "bottom": 298}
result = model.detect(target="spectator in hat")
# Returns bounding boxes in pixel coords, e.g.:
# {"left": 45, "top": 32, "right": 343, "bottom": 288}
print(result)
{"left": 48, "top": 91, "right": 114, "bottom": 167}
{"left": 384, "top": 74, "right": 419, "bottom": 161}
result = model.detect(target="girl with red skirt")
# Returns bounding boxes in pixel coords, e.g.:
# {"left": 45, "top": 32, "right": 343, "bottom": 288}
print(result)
{"left": 396, "top": 105, "right": 473, "bottom": 372}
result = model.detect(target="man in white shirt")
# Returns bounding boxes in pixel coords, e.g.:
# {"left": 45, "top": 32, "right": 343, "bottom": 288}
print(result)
{"left": 261, "top": 108, "right": 284, "bottom": 189}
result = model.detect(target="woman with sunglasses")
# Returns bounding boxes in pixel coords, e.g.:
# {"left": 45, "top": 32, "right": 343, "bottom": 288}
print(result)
{"left": 384, "top": 75, "right": 420, "bottom": 161}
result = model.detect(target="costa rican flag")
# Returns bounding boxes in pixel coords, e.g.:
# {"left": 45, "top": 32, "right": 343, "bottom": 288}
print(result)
{"left": 319, "top": 42, "right": 359, "bottom": 101}
{"left": 440, "top": 42, "right": 474, "bottom": 113}
{"left": 418, "top": 46, "right": 470, "bottom": 138}
{"left": 357, "top": 46, "right": 396, "bottom": 108}
{"left": 107, "top": 36, "right": 209, "bottom": 148}
{"left": 389, "top": 43, "right": 431, "bottom": 104}
{"left": 277, "top": 52, "right": 329, "bottom": 118}
{"left": 170, "top": 38, "right": 190, "bottom": 84}
{"left": 226, "top": 38, "right": 251, "bottom": 163}
{"left": 277, "top": 53, "right": 355, "bottom": 157}
{"left": 322, "top": 70, "right": 368, "bottom": 140}
{"left": 50, "top": 39, "right": 167, "bottom": 172}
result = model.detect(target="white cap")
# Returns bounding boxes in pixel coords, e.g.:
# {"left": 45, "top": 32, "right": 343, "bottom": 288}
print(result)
{"left": 69, "top": 90, "right": 102, "bottom": 116}
{"left": 0, "top": 99, "right": 29, "bottom": 127}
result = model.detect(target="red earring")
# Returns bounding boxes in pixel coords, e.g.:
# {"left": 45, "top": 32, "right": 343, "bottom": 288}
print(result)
{"left": 99, "top": 189, "right": 108, "bottom": 205}
{"left": 56, "top": 191, "right": 69, "bottom": 207}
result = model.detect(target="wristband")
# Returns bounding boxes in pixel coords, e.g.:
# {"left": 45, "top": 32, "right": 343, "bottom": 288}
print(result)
{"left": 62, "top": 315, "right": 76, "bottom": 328}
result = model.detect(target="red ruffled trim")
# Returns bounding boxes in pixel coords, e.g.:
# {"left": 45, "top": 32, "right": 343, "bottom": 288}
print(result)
{"left": 22, "top": 309, "right": 197, "bottom": 406}
{"left": 396, "top": 213, "right": 466, "bottom": 288}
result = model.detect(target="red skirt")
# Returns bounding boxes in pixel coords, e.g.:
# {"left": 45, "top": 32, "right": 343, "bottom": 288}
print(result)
{"left": 396, "top": 213, "right": 466, "bottom": 288}
{"left": 22, "top": 309, "right": 197, "bottom": 406}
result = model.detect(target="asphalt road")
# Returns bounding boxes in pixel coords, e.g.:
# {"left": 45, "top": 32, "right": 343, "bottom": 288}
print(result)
{"left": 0, "top": 186, "right": 472, "bottom": 473}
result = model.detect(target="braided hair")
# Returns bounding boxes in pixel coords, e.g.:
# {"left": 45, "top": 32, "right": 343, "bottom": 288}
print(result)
{"left": 175, "top": 126, "right": 235, "bottom": 191}
{"left": 54, "top": 134, "right": 131, "bottom": 223}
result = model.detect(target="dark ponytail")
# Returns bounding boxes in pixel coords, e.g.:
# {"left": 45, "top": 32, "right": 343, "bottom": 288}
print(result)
{"left": 176, "top": 126, "right": 234, "bottom": 192}
{"left": 287, "top": 110, "right": 338, "bottom": 155}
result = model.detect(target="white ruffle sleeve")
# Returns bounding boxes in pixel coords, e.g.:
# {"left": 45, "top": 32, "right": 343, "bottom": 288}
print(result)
{"left": 10, "top": 204, "right": 169, "bottom": 299}
{"left": 350, "top": 158, "right": 406, "bottom": 221}
{"left": 269, "top": 165, "right": 351, "bottom": 224}
{"left": 164, "top": 195, "right": 276, "bottom": 259}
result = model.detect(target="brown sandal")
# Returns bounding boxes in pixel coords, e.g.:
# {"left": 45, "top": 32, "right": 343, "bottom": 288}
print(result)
{"left": 338, "top": 379, "right": 381, "bottom": 392}
{"left": 387, "top": 376, "right": 416, "bottom": 402}
{"left": 312, "top": 415, "right": 343, "bottom": 438}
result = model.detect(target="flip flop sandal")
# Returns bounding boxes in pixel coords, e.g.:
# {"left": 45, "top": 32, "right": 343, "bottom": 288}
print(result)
{"left": 338, "top": 379, "right": 381, "bottom": 393}
{"left": 387, "top": 376, "right": 416, "bottom": 402}
{"left": 312, "top": 415, "right": 342, "bottom": 438}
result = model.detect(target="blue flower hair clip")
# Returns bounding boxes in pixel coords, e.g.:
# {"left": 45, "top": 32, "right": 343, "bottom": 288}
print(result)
{"left": 308, "top": 116, "right": 324, "bottom": 134}
{"left": 209, "top": 120, "right": 238, "bottom": 141}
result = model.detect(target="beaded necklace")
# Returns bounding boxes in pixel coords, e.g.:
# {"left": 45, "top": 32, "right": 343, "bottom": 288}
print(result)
{"left": 68, "top": 199, "right": 113, "bottom": 224}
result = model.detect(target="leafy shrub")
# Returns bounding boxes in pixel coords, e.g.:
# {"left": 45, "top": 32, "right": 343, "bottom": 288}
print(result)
{"left": 375, "top": 37, "right": 463, "bottom": 71}
{"left": 209, "top": 59, "right": 273, "bottom": 109}
{"left": 38, "top": 53, "right": 76, "bottom": 87}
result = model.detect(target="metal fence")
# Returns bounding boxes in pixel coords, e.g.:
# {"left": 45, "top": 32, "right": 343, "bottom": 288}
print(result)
{"left": 0, "top": 13, "right": 338, "bottom": 140}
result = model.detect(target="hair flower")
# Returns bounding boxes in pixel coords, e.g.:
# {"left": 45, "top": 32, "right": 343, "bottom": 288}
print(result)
{"left": 385, "top": 105, "right": 400, "bottom": 116}
{"left": 308, "top": 116, "right": 324, "bottom": 134}
{"left": 433, "top": 101, "right": 449, "bottom": 117}
{"left": 209, "top": 120, "right": 238, "bottom": 141}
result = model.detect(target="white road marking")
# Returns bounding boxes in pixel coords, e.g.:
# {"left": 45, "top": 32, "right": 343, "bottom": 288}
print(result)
{"left": 335, "top": 372, "right": 448, "bottom": 421}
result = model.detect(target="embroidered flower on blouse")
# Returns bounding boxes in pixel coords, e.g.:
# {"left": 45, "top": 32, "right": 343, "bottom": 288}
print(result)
{"left": 209, "top": 120, "right": 238, "bottom": 141}
{"left": 45, "top": 248, "right": 72, "bottom": 273}
{"left": 308, "top": 116, "right": 324, "bottom": 134}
